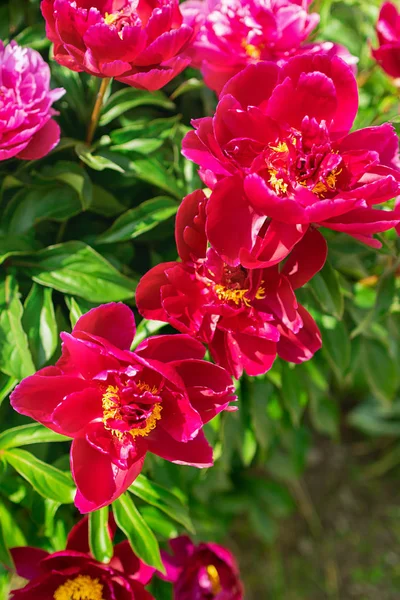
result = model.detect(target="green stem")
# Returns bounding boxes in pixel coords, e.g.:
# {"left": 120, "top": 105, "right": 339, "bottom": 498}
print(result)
{"left": 86, "top": 77, "right": 111, "bottom": 146}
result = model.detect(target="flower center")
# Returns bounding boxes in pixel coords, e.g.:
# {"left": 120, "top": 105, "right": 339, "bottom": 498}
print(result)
{"left": 266, "top": 139, "right": 341, "bottom": 199}
{"left": 102, "top": 383, "right": 162, "bottom": 440}
{"left": 54, "top": 575, "right": 104, "bottom": 600}
{"left": 214, "top": 283, "right": 266, "bottom": 307}
{"left": 206, "top": 565, "right": 222, "bottom": 596}
{"left": 104, "top": 7, "right": 138, "bottom": 38}
{"left": 241, "top": 39, "right": 264, "bottom": 59}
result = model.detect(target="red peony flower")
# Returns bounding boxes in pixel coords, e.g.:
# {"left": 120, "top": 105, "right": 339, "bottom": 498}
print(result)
{"left": 180, "top": 0, "right": 356, "bottom": 94}
{"left": 40, "top": 0, "right": 194, "bottom": 90}
{"left": 136, "top": 190, "right": 325, "bottom": 378}
{"left": 0, "top": 40, "right": 64, "bottom": 161}
{"left": 183, "top": 56, "right": 400, "bottom": 259}
{"left": 10, "top": 517, "right": 154, "bottom": 599}
{"left": 372, "top": 2, "right": 400, "bottom": 79}
{"left": 10, "top": 303, "right": 236, "bottom": 512}
{"left": 161, "top": 536, "right": 244, "bottom": 600}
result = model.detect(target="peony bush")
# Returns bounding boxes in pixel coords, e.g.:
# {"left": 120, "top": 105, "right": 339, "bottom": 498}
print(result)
{"left": 0, "top": 0, "right": 400, "bottom": 598}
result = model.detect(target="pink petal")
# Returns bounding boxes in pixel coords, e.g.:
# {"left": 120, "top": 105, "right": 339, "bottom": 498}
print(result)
{"left": 10, "top": 547, "right": 49, "bottom": 580}
{"left": 52, "top": 388, "right": 103, "bottom": 436}
{"left": 135, "top": 334, "right": 206, "bottom": 362}
{"left": 17, "top": 119, "right": 61, "bottom": 160}
{"left": 147, "top": 428, "right": 213, "bottom": 467}
{"left": 73, "top": 303, "right": 136, "bottom": 350}
{"left": 281, "top": 228, "right": 327, "bottom": 289}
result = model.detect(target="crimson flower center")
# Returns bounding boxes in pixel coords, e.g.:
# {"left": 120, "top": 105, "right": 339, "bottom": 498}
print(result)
{"left": 265, "top": 139, "right": 342, "bottom": 199}
{"left": 102, "top": 382, "right": 162, "bottom": 440}
{"left": 211, "top": 265, "right": 266, "bottom": 307}
{"left": 104, "top": 6, "right": 139, "bottom": 34}
{"left": 53, "top": 575, "right": 104, "bottom": 600}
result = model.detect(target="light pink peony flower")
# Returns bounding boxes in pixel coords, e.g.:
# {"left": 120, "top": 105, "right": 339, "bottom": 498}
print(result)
{"left": 0, "top": 40, "right": 64, "bottom": 161}
{"left": 181, "top": 0, "right": 356, "bottom": 94}
{"left": 41, "top": 0, "right": 194, "bottom": 91}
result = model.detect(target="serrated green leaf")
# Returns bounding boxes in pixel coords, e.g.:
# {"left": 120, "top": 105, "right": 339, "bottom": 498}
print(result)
{"left": 97, "top": 197, "right": 178, "bottom": 244}
{"left": 4, "top": 449, "right": 75, "bottom": 504}
{"left": 113, "top": 493, "right": 165, "bottom": 573}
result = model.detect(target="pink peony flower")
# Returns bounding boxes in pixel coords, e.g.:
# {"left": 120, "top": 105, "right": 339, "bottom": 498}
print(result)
{"left": 10, "top": 303, "right": 236, "bottom": 513}
{"left": 181, "top": 0, "right": 356, "bottom": 94}
{"left": 0, "top": 40, "right": 64, "bottom": 161}
{"left": 372, "top": 2, "right": 400, "bottom": 79}
{"left": 11, "top": 517, "right": 154, "bottom": 599}
{"left": 136, "top": 190, "right": 324, "bottom": 378}
{"left": 182, "top": 56, "right": 400, "bottom": 262}
{"left": 161, "top": 536, "right": 244, "bottom": 600}
{"left": 41, "top": 0, "right": 194, "bottom": 90}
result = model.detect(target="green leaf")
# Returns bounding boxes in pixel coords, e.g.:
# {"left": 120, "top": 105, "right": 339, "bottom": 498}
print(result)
{"left": 20, "top": 241, "right": 137, "bottom": 302}
{"left": 319, "top": 316, "right": 351, "bottom": 383}
{"left": 280, "top": 364, "right": 308, "bottom": 426}
{"left": 3, "top": 186, "right": 83, "bottom": 234}
{"left": 361, "top": 338, "right": 398, "bottom": 405}
{"left": 0, "top": 235, "right": 35, "bottom": 266}
{"left": 308, "top": 260, "right": 344, "bottom": 319}
{"left": 22, "top": 284, "right": 58, "bottom": 368}
{"left": 0, "top": 424, "right": 69, "bottom": 450}
{"left": 4, "top": 449, "right": 75, "bottom": 504}
{"left": 89, "top": 185, "right": 126, "bottom": 217}
{"left": 0, "top": 500, "right": 26, "bottom": 547}
{"left": 129, "top": 474, "right": 194, "bottom": 532}
{"left": 89, "top": 507, "right": 114, "bottom": 564}
{"left": 0, "top": 373, "right": 17, "bottom": 407}
{"left": 113, "top": 493, "right": 165, "bottom": 572}
{"left": 0, "top": 275, "right": 35, "bottom": 380}
{"left": 75, "top": 144, "right": 125, "bottom": 173}
{"left": 131, "top": 319, "right": 168, "bottom": 349}
{"left": 38, "top": 161, "right": 93, "bottom": 210}
{"left": 250, "top": 379, "right": 272, "bottom": 451}
{"left": 100, "top": 88, "right": 174, "bottom": 126}
{"left": 97, "top": 197, "right": 178, "bottom": 244}
{"left": 127, "top": 156, "right": 183, "bottom": 199}
{"left": 170, "top": 78, "right": 205, "bottom": 100}
{"left": 0, "top": 515, "right": 12, "bottom": 570}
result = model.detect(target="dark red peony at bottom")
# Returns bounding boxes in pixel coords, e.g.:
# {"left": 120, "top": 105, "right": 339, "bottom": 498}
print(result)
{"left": 10, "top": 303, "right": 236, "bottom": 512}
{"left": 137, "top": 189, "right": 325, "bottom": 379}
{"left": 161, "top": 536, "right": 243, "bottom": 599}
{"left": 10, "top": 518, "right": 154, "bottom": 599}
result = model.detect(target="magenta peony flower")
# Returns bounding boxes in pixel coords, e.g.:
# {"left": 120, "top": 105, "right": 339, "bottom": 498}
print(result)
{"left": 10, "top": 303, "right": 236, "bottom": 513}
{"left": 11, "top": 517, "right": 154, "bottom": 599}
{"left": 40, "top": 0, "right": 194, "bottom": 90}
{"left": 372, "top": 2, "right": 400, "bottom": 79}
{"left": 0, "top": 40, "right": 64, "bottom": 161}
{"left": 136, "top": 190, "right": 324, "bottom": 378}
{"left": 161, "top": 536, "right": 244, "bottom": 600}
{"left": 182, "top": 55, "right": 400, "bottom": 261}
{"left": 180, "top": 0, "right": 356, "bottom": 94}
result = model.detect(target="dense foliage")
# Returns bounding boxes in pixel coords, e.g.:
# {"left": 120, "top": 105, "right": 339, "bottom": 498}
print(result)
{"left": 1, "top": 0, "right": 400, "bottom": 598}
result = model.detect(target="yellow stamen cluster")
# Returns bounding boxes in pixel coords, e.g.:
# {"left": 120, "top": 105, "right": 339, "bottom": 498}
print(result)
{"left": 53, "top": 575, "right": 104, "bottom": 600}
{"left": 241, "top": 39, "right": 264, "bottom": 60}
{"left": 214, "top": 282, "right": 266, "bottom": 307}
{"left": 310, "top": 168, "right": 342, "bottom": 198}
{"left": 104, "top": 11, "right": 120, "bottom": 25}
{"left": 206, "top": 565, "right": 222, "bottom": 596}
{"left": 102, "top": 383, "right": 162, "bottom": 440}
{"left": 270, "top": 141, "right": 289, "bottom": 153}
{"left": 268, "top": 170, "right": 288, "bottom": 195}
